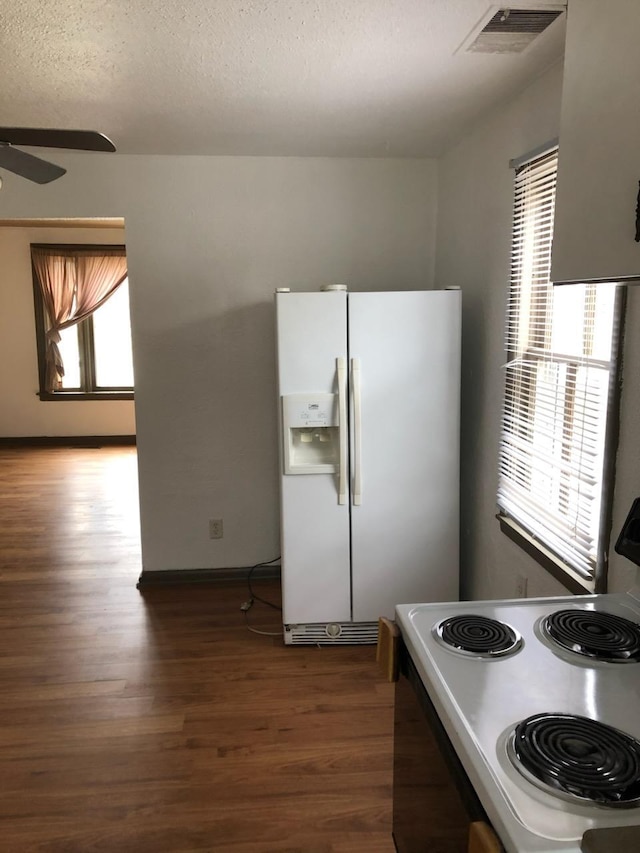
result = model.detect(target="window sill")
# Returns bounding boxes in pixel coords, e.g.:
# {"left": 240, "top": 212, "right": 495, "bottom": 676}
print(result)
{"left": 37, "top": 391, "right": 134, "bottom": 402}
{"left": 496, "top": 514, "right": 598, "bottom": 595}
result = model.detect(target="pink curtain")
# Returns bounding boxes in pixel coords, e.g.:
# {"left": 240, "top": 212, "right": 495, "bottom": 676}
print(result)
{"left": 31, "top": 247, "right": 128, "bottom": 392}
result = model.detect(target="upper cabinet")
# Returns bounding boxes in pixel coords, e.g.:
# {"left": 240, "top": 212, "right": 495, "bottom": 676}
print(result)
{"left": 551, "top": 0, "right": 640, "bottom": 284}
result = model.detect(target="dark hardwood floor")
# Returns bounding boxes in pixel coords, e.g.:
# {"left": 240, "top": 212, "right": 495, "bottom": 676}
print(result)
{"left": 0, "top": 447, "right": 394, "bottom": 853}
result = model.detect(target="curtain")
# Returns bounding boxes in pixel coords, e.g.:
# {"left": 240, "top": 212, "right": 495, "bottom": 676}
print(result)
{"left": 31, "top": 246, "right": 128, "bottom": 392}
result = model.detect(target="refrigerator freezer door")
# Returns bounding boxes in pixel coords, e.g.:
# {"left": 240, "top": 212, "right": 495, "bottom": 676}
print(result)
{"left": 276, "top": 291, "right": 351, "bottom": 624}
{"left": 348, "top": 291, "right": 460, "bottom": 622}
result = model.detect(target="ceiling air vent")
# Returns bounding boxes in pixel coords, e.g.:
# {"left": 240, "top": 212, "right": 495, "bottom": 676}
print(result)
{"left": 466, "top": 8, "right": 564, "bottom": 54}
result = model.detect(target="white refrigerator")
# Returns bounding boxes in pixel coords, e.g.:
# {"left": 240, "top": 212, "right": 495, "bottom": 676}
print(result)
{"left": 275, "top": 287, "right": 460, "bottom": 644}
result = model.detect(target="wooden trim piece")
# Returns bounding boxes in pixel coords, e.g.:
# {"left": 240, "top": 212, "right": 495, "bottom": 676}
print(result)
{"left": 0, "top": 218, "right": 125, "bottom": 229}
{"left": 497, "top": 514, "right": 592, "bottom": 595}
{"left": 554, "top": 274, "right": 640, "bottom": 286}
{"left": 594, "top": 284, "right": 627, "bottom": 594}
{"left": 37, "top": 391, "right": 135, "bottom": 401}
{"left": 30, "top": 242, "right": 126, "bottom": 253}
{"left": 468, "top": 821, "right": 503, "bottom": 853}
{"left": 0, "top": 435, "right": 136, "bottom": 447}
{"left": 376, "top": 617, "right": 400, "bottom": 682}
{"left": 137, "top": 566, "right": 281, "bottom": 588}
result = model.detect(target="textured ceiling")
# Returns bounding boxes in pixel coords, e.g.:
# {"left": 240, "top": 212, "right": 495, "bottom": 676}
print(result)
{"left": 0, "top": 1, "right": 566, "bottom": 158}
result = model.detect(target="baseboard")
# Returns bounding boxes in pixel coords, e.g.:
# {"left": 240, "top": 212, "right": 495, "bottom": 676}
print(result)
{"left": 137, "top": 565, "right": 281, "bottom": 588}
{"left": 0, "top": 435, "right": 136, "bottom": 447}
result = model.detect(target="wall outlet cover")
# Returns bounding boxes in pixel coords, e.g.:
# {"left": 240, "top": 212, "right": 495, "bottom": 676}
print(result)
{"left": 209, "top": 518, "right": 223, "bottom": 539}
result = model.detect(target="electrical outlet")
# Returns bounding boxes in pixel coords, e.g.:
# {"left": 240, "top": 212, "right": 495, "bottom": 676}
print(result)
{"left": 516, "top": 574, "right": 528, "bottom": 598}
{"left": 209, "top": 518, "right": 223, "bottom": 539}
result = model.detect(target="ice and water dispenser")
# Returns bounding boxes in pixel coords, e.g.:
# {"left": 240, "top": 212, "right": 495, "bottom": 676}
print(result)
{"left": 281, "top": 394, "right": 339, "bottom": 474}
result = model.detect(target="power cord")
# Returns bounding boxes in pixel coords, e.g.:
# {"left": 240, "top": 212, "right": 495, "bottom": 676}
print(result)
{"left": 240, "top": 556, "right": 282, "bottom": 637}
{"left": 247, "top": 556, "right": 282, "bottom": 611}
{"left": 241, "top": 608, "right": 282, "bottom": 637}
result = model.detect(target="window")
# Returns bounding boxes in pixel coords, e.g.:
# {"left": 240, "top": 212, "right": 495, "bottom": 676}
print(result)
{"left": 497, "top": 147, "right": 624, "bottom": 593}
{"left": 31, "top": 244, "right": 134, "bottom": 400}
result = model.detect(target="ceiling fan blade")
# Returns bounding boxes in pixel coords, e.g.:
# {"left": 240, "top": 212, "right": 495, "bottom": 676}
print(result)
{"left": 0, "top": 127, "right": 116, "bottom": 152}
{"left": 0, "top": 145, "right": 66, "bottom": 184}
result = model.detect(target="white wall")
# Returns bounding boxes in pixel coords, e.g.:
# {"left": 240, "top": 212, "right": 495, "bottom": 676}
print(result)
{"left": 436, "top": 60, "right": 640, "bottom": 598}
{"left": 0, "top": 224, "right": 136, "bottom": 437}
{"left": 0, "top": 155, "right": 438, "bottom": 572}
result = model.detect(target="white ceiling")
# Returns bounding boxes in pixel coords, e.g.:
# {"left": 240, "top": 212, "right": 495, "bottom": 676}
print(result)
{"left": 1, "top": 1, "right": 566, "bottom": 159}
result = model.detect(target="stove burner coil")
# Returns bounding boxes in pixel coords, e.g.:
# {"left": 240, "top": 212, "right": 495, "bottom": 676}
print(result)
{"left": 508, "top": 713, "right": 640, "bottom": 807}
{"left": 433, "top": 614, "right": 522, "bottom": 657}
{"left": 542, "top": 609, "right": 640, "bottom": 662}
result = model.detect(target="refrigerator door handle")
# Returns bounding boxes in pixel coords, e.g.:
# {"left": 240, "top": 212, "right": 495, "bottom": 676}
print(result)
{"left": 337, "top": 357, "right": 348, "bottom": 505}
{"left": 352, "top": 357, "right": 362, "bottom": 506}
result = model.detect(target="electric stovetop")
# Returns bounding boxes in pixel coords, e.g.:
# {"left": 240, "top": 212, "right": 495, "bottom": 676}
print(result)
{"left": 395, "top": 590, "right": 640, "bottom": 853}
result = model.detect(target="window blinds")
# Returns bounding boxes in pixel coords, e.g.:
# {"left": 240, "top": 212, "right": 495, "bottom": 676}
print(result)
{"left": 497, "top": 147, "right": 622, "bottom": 587}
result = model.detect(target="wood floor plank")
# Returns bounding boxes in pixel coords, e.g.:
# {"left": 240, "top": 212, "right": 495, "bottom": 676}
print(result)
{"left": 0, "top": 447, "right": 395, "bottom": 852}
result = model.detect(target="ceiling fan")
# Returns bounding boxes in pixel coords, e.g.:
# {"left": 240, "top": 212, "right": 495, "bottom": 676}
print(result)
{"left": 0, "top": 127, "right": 116, "bottom": 184}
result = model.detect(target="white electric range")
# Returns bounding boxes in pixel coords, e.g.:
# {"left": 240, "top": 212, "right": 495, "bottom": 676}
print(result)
{"left": 395, "top": 587, "right": 640, "bottom": 853}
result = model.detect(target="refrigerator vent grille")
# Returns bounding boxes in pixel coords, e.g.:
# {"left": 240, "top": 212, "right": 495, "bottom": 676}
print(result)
{"left": 284, "top": 622, "right": 379, "bottom": 645}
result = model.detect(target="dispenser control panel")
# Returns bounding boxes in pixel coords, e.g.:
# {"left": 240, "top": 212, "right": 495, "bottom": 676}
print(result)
{"left": 282, "top": 394, "right": 339, "bottom": 475}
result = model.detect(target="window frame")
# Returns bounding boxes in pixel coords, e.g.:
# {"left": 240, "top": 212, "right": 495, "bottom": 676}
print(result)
{"left": 31, "top": 243, "right": 135, "bottom": 401}
{"left": 496, "top": 147, "right": 625, "bottom": 594}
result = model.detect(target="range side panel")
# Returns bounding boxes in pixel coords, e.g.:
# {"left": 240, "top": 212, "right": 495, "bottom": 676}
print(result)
{"left": 348, "top": 290, "right": 460, "bottom": 622}
{"left": 275, "top": 291, "right": 351, "bottom": 624}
